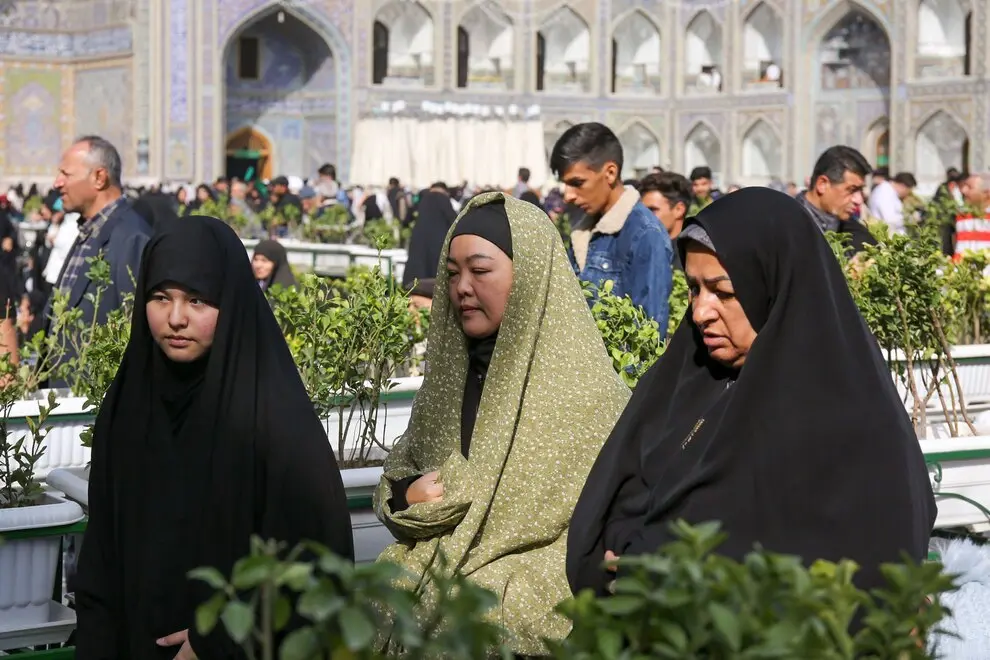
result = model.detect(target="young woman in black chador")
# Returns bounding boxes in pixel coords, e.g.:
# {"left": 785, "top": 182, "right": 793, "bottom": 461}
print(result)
{"left": 567, "top": 187, "right": 935, "bottom": 597}
{"left": 74, "top": 215, "right": 353, "bottom": 659}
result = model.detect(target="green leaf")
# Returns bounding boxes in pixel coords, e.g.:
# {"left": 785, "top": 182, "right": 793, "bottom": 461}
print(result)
{"left": 220, "top": 600, "right": 254, "bottom": 643}
{"left": 709, "top": 602, "right": 742, "bottom": 650}
{"left": 231, "top": 555, "right": 274, "bottom": 589}
{"left": 274, "top": 594, "right": 292, "bottom": 631}
{"left": 280, "top": 627, "right": 322, "bottom": 660}
{"left": 195, "top": 592, "right": 226, "bottom": 635}
{"left": 339, "top": 606, "right": 377, "bottom": 650}
{"left": 187, "top": 567, "right": 228, "bottom": 590}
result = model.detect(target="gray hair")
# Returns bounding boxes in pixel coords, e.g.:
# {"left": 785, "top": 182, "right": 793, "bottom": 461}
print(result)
{"left": 74, "top": 135, "right": 122, "bottom": 188}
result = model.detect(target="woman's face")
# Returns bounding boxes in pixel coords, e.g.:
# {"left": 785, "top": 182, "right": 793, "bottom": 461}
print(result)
{"left": 447, "top": 235, "right": 513, "bottom": 339}
{"left": 685, "top": 243, "right": 757, "bottom": 369}
{"left": 146, "top": 285, "right": 220, "bottom": 362}
{"left": 177, "top": 188, "right": 188, "bottom": 203}
{"left": 197, "top": 186, "right": 210, "bottom": 202}
{"left": 252, "top": 254, "right": 275, "bottom": 281}
{"left": 17, "top": 295, "right": 33, "bottom": 333}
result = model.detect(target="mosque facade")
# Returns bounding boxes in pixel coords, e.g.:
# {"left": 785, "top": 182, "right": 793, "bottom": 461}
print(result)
{"left": 0, "top": 0, "right": 987, "bottom": 192}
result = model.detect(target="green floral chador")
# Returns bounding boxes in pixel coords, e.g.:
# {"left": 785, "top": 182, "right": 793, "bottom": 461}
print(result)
{"left": 373, "top": 192, "right": 630, "bottom": 655}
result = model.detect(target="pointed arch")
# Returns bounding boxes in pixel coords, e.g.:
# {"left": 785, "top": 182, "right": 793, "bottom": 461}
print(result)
{"left": 222, "top": 4, "right": 340, "bottom": 179}
{"left": 373, "top": 0, "right": 435, "bottom": 85}
{"left": 457, "top": 1, "right": 514, "bottom": 89}
{"left": 740, "top": 118, "right": 782, "bottom": 181}
{"left": 914, "top": 109, "right": 969, "bottom": 193}
{"left": 611, "top": 9, "right": 661, "bottom": 95}
{"left": 618, "top": 119, "right": 662, "bottom": 177}
{"left": 537, "top": 4, "right": 591, "bottom": 93}
{"left": 917, "top": 0, "right": 969, "bottom": 78}
{"left": 742, "top": 2, "right": 784, "bottom": 86}
{"left": 684, "top": 120, "right": 722, "bottom": 181}
{"left": 816, "top": 4, "right": 891, "bottom": 91}
{"left": 862, "top": 116, "right": 889, "bottom": 168}
{"left": 684, "top": 10, "right": 723, "bottom": 93}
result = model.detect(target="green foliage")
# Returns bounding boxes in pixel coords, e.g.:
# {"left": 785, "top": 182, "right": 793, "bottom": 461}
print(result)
{"left": 0, "top": 303, "right": 71, "bottom": 508}
{"left": 581, "top": 271, "right": 689, "bottom": 388}
{"left": 0, "top": 391, "right": 59, "bottom": 508}
{"left": 21, "top": 195, "right": 43, "bottom": 217}
{"left": 303, "top": 204, "right": 351, "bottom": 244}
{"left": 267, "top": 261, "right": 426, "bottom": 466}
{"left": 827, "top": 223, "right": 977, "bottom": 436}
{"left": 583, "top": 280, "right": 665, "bottom": 388}
{"left": 192, "top": 538, "right": 510, "bottom": 659}
{"left": 58, "top": 256, "right": 134, "bottom": 447}
{"left": 360, "top": 218, "right": 400, "bottom": 250}
{"left": 667, "top": 269, "right": 689, "bottom": 338}
{"left": 944, "top": 251, "right": 990, "bottom": 345}
{"left": 553, "top": 521, "right": 955, "bottom": 660}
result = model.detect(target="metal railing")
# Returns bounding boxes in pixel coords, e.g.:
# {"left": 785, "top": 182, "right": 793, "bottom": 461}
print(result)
{"left": 241, "top": 238, "right": 407, "bottom": 281}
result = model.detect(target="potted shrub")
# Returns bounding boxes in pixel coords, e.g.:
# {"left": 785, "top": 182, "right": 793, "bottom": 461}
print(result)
{"left": 828, "top": 225, "right": 990, "bottom": 533}
{"left": 0, "top": 335, "right": 84, "bottom": 638}
{"left": 43, "top": 258, "right": 134, "bottom": 506}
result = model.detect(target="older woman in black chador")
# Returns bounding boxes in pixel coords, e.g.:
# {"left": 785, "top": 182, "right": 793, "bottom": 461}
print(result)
{"left": 74, "top": 215, "right": 352, "bottom": 659}
{"left": 567, "top": 187, "right": 936, "bottom": 597}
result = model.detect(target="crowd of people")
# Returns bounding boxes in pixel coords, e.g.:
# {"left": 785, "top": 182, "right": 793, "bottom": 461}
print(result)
{"left": 0, "top": 122, "right": 986, "bottom": 657}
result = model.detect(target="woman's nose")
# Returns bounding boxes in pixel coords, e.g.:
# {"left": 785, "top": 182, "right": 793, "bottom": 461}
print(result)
{"left": 168, "top": 305, "right": 188, "bottom": 329}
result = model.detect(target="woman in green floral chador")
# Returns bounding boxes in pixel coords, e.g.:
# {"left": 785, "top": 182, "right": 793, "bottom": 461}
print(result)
{"left": 373, "top": 192, "right": 630, "bottom": 655}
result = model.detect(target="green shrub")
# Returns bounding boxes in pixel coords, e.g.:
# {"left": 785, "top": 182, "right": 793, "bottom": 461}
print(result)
{"left": 554, "top": 521, "right": 954, "bottom": 660}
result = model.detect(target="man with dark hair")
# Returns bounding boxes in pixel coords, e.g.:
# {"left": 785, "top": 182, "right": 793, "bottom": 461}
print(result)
{"left": 638, "top": 172, "right": 691, "bottom": 239}
{"left": 550, "top": 122, "right": 673, "bottom": 332}
{"left": 688, "top": 166, "right": 722, "bottom": 215}
{"left": 796, "top": 146, "right": 876, "bottom": 253}
{"left": 512, "top": 167, "right": 531, "bottom": 198}
{"left": 868, "top": 171, "right": 917, "bottom": 234}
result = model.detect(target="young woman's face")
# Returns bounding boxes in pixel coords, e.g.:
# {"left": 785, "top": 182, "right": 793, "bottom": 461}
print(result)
{"left": 146, "top": 286, "right": 220, "bottom": 362}
{"left": 252, "top": 254, "right": 275, "bottom": 281}
{"left": 685, "top": 243, "right": 757, "bottom": 369}
{"left": 177, "top": 188, "right": 188, "bottom": 203}
{"left": 197, "top": 186, "right": 210, "bottom": 202}
{"left": 446, "top": 235, "right": 513, "bottom": 339}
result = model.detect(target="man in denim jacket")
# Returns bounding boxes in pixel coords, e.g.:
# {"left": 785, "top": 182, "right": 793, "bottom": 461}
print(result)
{"left": 551, "top": 123, "right": 674, "bottom": 335}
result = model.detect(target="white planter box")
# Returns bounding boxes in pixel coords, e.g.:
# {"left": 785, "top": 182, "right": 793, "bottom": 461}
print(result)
{"left": 921, "top": 435, "right": 990, "bottom": 532}
{"left": 8, "top": 394, "right": 94, "bottom": 480}
{"left": 13, "top": 377, "right": 423, "bottom": 483}
{"left": 46, "top": 466, "right": 91, "bottom": 509}
{"left": 0, "top": 493, "right": 84, "bottom": 632}
{"left": 891, "top": 344, "right": 990, "bottom": 411}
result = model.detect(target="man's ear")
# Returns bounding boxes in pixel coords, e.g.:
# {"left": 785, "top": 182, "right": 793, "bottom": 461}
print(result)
{"left": 603, "top": 162, "right": 619, "bottom": 187}
{"left": 91, "top": 167, "right": 110, "bottom": 191}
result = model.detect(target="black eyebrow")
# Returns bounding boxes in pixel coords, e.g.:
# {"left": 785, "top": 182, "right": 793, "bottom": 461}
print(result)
{"left": 686, "top": 275, "right": 731, "bottom": 285}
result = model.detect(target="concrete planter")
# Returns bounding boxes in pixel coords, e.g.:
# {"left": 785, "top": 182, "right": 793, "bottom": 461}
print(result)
{"left": 0, "top": 493, "right": 84, "bottom": 636}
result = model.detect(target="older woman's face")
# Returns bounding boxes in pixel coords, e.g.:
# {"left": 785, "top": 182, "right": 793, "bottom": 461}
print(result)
{"left": 447, "top": 235, "right": 513, "bottom": 339}
{"left": 685, "top": 243, "right": 757, "bottom": 369}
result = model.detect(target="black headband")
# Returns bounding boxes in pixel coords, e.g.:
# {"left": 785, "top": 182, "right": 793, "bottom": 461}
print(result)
{"left": 450, "top": 200, "right": 513, "bottom": 259}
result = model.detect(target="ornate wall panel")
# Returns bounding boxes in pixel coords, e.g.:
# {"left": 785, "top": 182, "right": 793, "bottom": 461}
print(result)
{"left": 0, "top": 66, "right": 69, "bottom": 176}
{"left": 74, "top": 64, "right": 134, "bottom": 175}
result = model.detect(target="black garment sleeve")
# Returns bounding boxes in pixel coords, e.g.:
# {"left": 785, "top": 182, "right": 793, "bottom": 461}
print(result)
{"left": 388, "top": 474, "right": 422, "bottom": 513}
{"left": 73, "top": 430, "right": 121, "bottom": 658}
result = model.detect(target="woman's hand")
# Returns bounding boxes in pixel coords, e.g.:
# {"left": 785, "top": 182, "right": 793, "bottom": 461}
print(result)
{"left": 157, "top": 629, "right": 197, "bottom": 659}
{"left": 604, "top": 550, "right": 620, "bottom": 573}
{"left": 406, "top": 471, "right": 443, "bottom": 505}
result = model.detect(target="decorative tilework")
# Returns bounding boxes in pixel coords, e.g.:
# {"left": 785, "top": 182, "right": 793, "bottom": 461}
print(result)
{"left": 169, "top": 0, "right": 189, "bottom": 124}
{"left": 3, "top": 68, "right": 63, "bottom": 174}
{"left": 167, "top": 126, "right": 192, "bottom": 179}
{"left": 0, "top": 27, "right": 132, "bottom": 58}
{"left": 74, "top": 65, "right": 134, "bottom": 173}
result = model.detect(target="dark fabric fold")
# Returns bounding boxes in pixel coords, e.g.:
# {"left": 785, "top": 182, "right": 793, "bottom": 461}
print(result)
{"left": 402, "top": 192, "right": 457, "bottom": 296}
